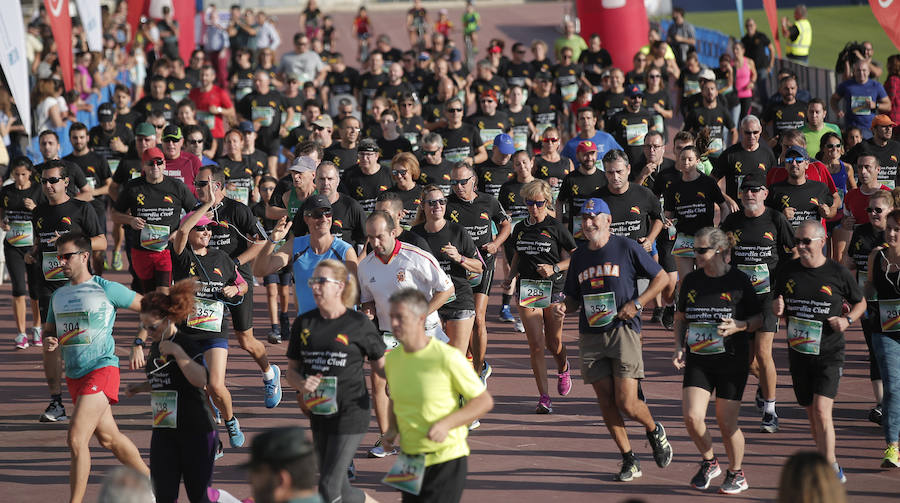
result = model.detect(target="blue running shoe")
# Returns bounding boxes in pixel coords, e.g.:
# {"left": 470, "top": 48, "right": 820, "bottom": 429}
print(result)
{"left": 499, "top": 305, "right": 514, "bottom": 322}
{"left": 225, "top": 416, "right": 245, "bottom": 448}
{"left": 264, "top": 364, "right": 283, "bottom": 409}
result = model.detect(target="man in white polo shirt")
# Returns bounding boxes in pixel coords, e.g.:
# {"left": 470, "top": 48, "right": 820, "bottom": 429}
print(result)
{"left": 358, "top": 210, "right": 455, "bottom": 458}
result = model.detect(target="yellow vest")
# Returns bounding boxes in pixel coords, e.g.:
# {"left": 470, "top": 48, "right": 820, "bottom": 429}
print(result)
{"left": 788, "top": 18, "right": 812, "bottom": 57}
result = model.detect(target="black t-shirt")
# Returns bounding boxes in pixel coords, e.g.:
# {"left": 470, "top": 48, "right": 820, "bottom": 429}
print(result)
{"left": 467, "top": 111, "right": 510, "bottom": 152}
{"left": 552, "top": 63, "right": 584, "bottom": 100}
{"left": 134, "top": 96, "right": 177, "bottom": 123}
{"left": 527, "top": 93, "right": 564, "bottom": 131}
{"left": 642, "top": 89, "right": 672, "bottom": 137}
{"left": 0, "top": 183, "right": 43, "bottom": 225}
{"left": 498, "top": 179, "right": 528, "bottom": 229}
{"left": 844, "top": 138, "right": 900, "bottom": 188}
{"left": 379, "top": 81, "right": 417, "bottom": 104}
{"left": 712, "top": 143, "right": 778, "bottom": 201}
{"left": 446, "top": 191, "right": 508, "bottom": 266}
{"left": 564, "top": 235, "right": 662, "bottom": 334}
{"left": 323, "top": 145, "right": 359, "bottom": 174}
{"left": 848, "top": 222, "right": 884, "bottom": 274}
{"left": 664, "top": 174, "right": 726, "bottom": 235}
{"left": 146, "top": 333, "right": 215, "bottom": 432}
{"left": 721, "top": 208, "right": 795, "bottom": 273}
{"left": 741, "top": 32, "right": 772, "bottom": 71}
{"left": 325, "top": 67, "right": 360, "bottom": 97}
{"left": 765, "top": 179, "right": 833, "bottom": 229}
{"left": 475, "top": 158, "right": 515, "bottom": 199}
{"left": 683, "top": 103, "right": 735, "bottom": 156}
{"left": 534, "top": 157, "right": 572, "bottom": 183}
{"left": 385, "top": 185, "right": 423, "bottom": 229}
{"left": 287, "top": 308, "right": 385, "bottom": 434}
{"left": 435, "top": 123, "right": 484, "bottom": 165}
{"left": 281, "top": 125, "right": 314, "bottom": 154}
{"left": 511, "top": 216, "right": 576, "bottom": 292}
{"left": 33, "top": 198, "right": 102, "bottom": 255}
{"left": 558, "top": 168, "right": 608, "bottom": 238}
{"left": 591, "top": 184, "right": 662, "bottom": 241}
{"left": 579, "top": 49, "right": 612, "bottom": 85}
{"left": 63, "top": 151, "right": 113, "bottom": 213}
{"left": 359, "top": 71, "right": 389, "bottom": 110}
{"left": 591, "top": 90, "right": 628, "bottom": 122}
{"left": 630, "top": 158, "right": 677, "bottom": 190}
{"left": 216, "top": 156, "right": 255, "bottom": 198}
{"left": 502, "top": 61, "right": 534, "bottom": 88}
{"left": 237, "top": 91, "right": 287, "bottom": 144}
{"left": 399, "top": 116, "right": 426, "bottom": 149}
{"left": 112, "top": 157, "right": 143, "bottom": 186}
{"left": 206, "top": 198, "right": 262, "bottom": 279}
{"left": 471, "top": 76, "right": 508, "bottom": 103}
{"left": 339, "top": 165, "right": 392, "bottom": 212}
{"left": 232, "top": 67, "right": 256, "bottom": 101}
{"left": 411, "top": 221, "right": 479, "bottom": 310}
{"left": 773, "top": 258, "right": 863, "bottom": 358}
{"left": 678, "top": 267, "right": 761, "bottom": 367}
{"left": 171, "top": 244, "right": 241, "bottom": 340}
{"left": 89, "top": 124, "right": 134, "bottom": 171}
{"left": 113, "top": 177, "right": 197, "bottom": 251}
{"left": 763, "top": 100, "right": 808, "bottom": 137}
{"left": 418, "top": 159, "right": 454, "bottom": 195}
{"left": 245, "top": 150, "right": 269, "bottom": 176}
{"left": 607, "top": 108, "right": 658, "bottom": 163}
{"left": 377, "top": 136, "right": 413, "bottom": 164}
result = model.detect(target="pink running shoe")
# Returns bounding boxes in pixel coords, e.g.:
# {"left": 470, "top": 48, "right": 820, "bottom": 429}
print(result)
{"left": 15, "top": 334, "right": 29, "bottom": 350}
{"left": 536, "top": 394, "right": 552, "bottom": 414}
{"left": 558, "top": 361, "right": 572, "bottom": 396}
{"left": 31, "top": 327, "right": 42, "bottom": 347}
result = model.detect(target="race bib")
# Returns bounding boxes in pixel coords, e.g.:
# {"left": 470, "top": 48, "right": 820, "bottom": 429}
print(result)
{"left": 479, "top": 129, "right": 503, "bottom": 150}
{"left": 403, "top": 132, "right": 419, "bottom": 149}
{"left": 560, "top": 83, "right": 578, "bottom": 103}
{"left": 513, "top": 131, "right": 528, "bottom": 151}
{"left": 140, "top": 223, "right": 170, "bottom": 252}
{"left": 57, "top": 311, "right": 91, "bottom": 346}
{"left": 382, "top": 452, "right": 426, "bottom": 496}
{"left": 42, "top": 251, "right": 66, "bottom": 281}
{"left": 382, "top": 331, "right": 400, "bottom": 353}
{"left": 686, "top": 322, "right": 724, "bottom": 355}
{"left": 519, "top": 279, "right": 552, "bottom": 308}
{"left": 303, "top": 376, "right": 338, "bottom": 415}
{"left": 444, "top": 150, "right": 467, "bottom": 164}
{"left": 653, "top": 114, "right": 664, "bottom": 134}
{"left": 169, "top": 90, "right": 188, "bottom": 103}
{"left": 186, "top": 297, "right": 224, "bottom": 332}
{"left": 251, "top": 106, "right": 275, "bottom": 127}
{"left": 684, "top": 80, "right": 700, "bottom": 96}
{"left": 737, "top": 263, "right": 770, "bottom": 294}
{"left": 151, "top": 390, "right": 178, "bottom": 428}
{"left": 880, "top": 298, "right": 900, "bottom": 332}
{"left": 197, "top": 111, "right": 216, "bottom": 130}
{"left": 108, "top": 159, "right": 120, "bottom": 174}
{"left": 708, "top": 137, "right": 724, "bottom": 155}
{"left": 226, "top": 185, "right": 250, "bottom": 205}
{"left": 572, "top": 215, "right": 584, "bottom": 240}
{"left": 284, "top": 112, "right": 303, "bottom": 131}
{"left": 672, "top": 233, "right": 695, "bottom": 258}
{"left": 6, "top": 221, "right": 33, "bottom": 247}
{"left": 859, "top": 270, "right": 877, "bottom": 300}
{"left": 583, "top": 292, "right": 616, "bottom": 328}
{"left": 850, "top": 95, "right": 871, "bottom": 116}
{"left": 85, "top": 176, "right": 96, "bottom": 190}
{"left": 625, "top": 123, "right": 648, "bottom": 146}
{"left": 787, "top": 316, "right": 823, "bottom": 355}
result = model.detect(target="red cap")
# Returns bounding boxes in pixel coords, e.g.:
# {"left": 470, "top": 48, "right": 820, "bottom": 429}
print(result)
{"left": 576, "top": 140, "right": 597, "bottom": 154}
{"left": 489, "top": 45, "right": 502, "bottom": 54}
{"left": 872, "top": 114, "right": 897, "bottom": 128}
{"left": 142, "top": 147, "right": 164, "bottom": 162}
{"left": 480, "top": 89, "right": 498, "bottom": 102}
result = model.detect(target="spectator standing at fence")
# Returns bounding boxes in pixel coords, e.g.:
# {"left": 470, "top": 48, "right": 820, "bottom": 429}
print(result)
{"left": 780, "top": 5, "right": 812, "bottom": 64}
{"left": 741, "top": 18, "right": 775, "bottom": 106}
{"left": 666, "top": 7, "right": 696, "bottom": 69}
{"left": 831, "top": 61, "right": 891, "bottom": 139}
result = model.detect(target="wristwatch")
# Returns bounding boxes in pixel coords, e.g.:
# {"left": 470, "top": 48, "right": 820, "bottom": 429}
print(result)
{"left": 633, "top": 300, "right": 643, "bottom": 311}
{"left": 552, "top": 264, "right": 561, "bottom": 274}
{"left": 133, "top": 338, "right": 145, "bottom": 348}
{"left": 233, "top": 257, "right": 241, "bottom": 267}
{"left": 845, "top": 316, "right": 854, "bottom": 326}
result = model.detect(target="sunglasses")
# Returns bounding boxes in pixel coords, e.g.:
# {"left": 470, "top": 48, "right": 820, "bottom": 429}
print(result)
{"left": 693, "top": 247, "right": 714, "bottom": 254}
{"left": 308, "top": 276, "right": 342, "bottom": 286}
{"left": 194, "top": 180, "right": 215, "bottom": 188}
{"left": 41, "top": 176, "right": 64, "bottom": 184}
{"left": 145, "top": 159, "right": 165, "bottom": 167}
{"left": 57, "top": 250, "right": 86, "bottom": 261}
{"left": 450, "top": 176, "right": 472, "bottom": 185}
{"left": 447, "top": 108, "right": 463, "bottom": 113}
{"left": 542, "top": 137, "right": 559, "bottom": 143}
{"left": 742, "top": 186, "right": 765, "bottom": 193}
{"left": 391, "top": 169, "right": 408, "bottom": 177}
{"left": 305, "top": 209, "right": 333, "bottom": 219}
{"left": 162, "top": 137, "right": 181, "bottom": 143}
{"left": 187, "top": 139, "right": 204, "bottom": 144}
{"left": 525, "top": 200, "right": 547, "bottom": 207}
{"left": 152, "top": 124, "right": 165, "bottom": 130}
{"left": 867, "top": 207, "right": 886, "bottom": 214}
{"left": 480, "top": 99, "right": 496, "bottom": 104}
{"left": 795, "top": 236, "right": 824, "bottom": 245}
{"left": 422, "top": 150, "right": 439, "bottom": 155}
{"left": 426, "top": 198, "right": 447, "bottom": 207}
{"left": 785, "top": 156, "right": 805, "bottom": 164}
{"left": 192, "top": 225, "right": 212, "bottom": 232}
{"left": 742, "top": 130, "right": 761, "bottom": 135}
{"left": 826, "top": 143, "right": 842, "bottom": 149}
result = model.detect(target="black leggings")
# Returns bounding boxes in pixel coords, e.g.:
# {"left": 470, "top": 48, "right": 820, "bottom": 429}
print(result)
{"left": 150, "top": 428, "right": 217, "bottom": 503}
{"left": 4, "top": 243, "right": 40, "bottom": 298}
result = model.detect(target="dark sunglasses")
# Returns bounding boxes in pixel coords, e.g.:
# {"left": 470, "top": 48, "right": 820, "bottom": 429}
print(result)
{"left": 426, "top": 198, "right": 447, "bottom": 207}
{"left": 422, "top": 150, "right": 439, "bottom": 155}
{"left": 742, "top": 130, "right": 761, "bottom": 135}
{"left": 542, "top": 137, "right": 559, "bottom": 143}
{"left": 525, "top": 200, "right": 547, "bottom": 207}
{"left": 693, "top": 247, "right": 714, "bottom": 254}
{"left": 826, "top": 143, "right": 842, "bottom": 149}
{"left": 187, "top": 138, "right": 204, "bottom": 144}
{"left": 145, "top": 159, "right": 165, "bottom": 167}
{"left": 305, "top": 209, "right": 333, "bottom": 219}
{"left": 785, "top": 156, "right": 805, "bottom": 164}
{"left": 447, "top": 107, "right": 463, "bottom": 113}
{"left": 41, "top": 176, "right": 64, "bottom": 184}
{"left": 742, "top": 186, "right": 765, "bottom": 193}
{"left": 795, "top": 237, "right": 823, "bottom": 245}
{"left": 391, "top": 169, "right": 408, "bottom": 177}
{"left": 194, "top": 180, "right": 215, "bottom": 188}
{"left": 57, "top": 250, "right": 87, "bottom": 261}
{"left": 162, "top": 137, "right": 181, "bottom": 143}
{"left": 192, "top": 225, "right": 212, "bottom": 232}
{"left": 450, "top": 176, "right": 472, "bottom": 185}
{"left": 867, "top": 207, "right": 886, "bottom": 214}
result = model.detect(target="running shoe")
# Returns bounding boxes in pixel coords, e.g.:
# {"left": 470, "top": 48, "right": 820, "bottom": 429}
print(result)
{"left": 40, "top": 399, "right": 67, "bottom": 422}
{"left": 31, "top": 326, "right": 42, "bottom": 347}
{"left": 833, "top": 462, "right": 846, "bottom": 483}
{"left": 225, "top": 416, "right": 245, "bottom": 448}
{"left": 761, "top": 413, "right": 779, "bottom": 433}
{"left": 646, "top": 422, "right": 673, "bottom": 468}
{"left": 266, "top": 328, "right": 281, "bottom": 344}
{"left": 755, "top": 387, "right": 765, "bottom": 411}
{"left": 514, "top": 318, "right": 525, "bottom": 332}
{"left": 469, "top": 418, "right": 481, "bottom": 430}
{"left": 615, "top": 454, "right": 642, "bottom": 482}
{"left": 348, "top": 461, "right": 357, "bottom": 480}
{"left": 557, "top": 361, "right": 572, "bottom": 396}
{"left": 690, "top": 457, "right": 721, "bottom": 490}
{"left": 264, "top": 364, "right": 282, "bottom": 409}
{"left": 661, "top": 306, "right": 675, "bottom": 330}
{"left": 719, "top": 469, "right": 748, "bottom": 494}
{"left": 499, "top": 305, "right": 514, "bottom": 322}
{"left": 368, "top": 437, "right": 397, "bottom": 458}
{"left": 536, "top": 394, "right": 552, "bottom": 414}
{"left": 869, "top": 404, "right": 884, "bottom": 425}
{"left": 649, "top": 307, "right": 663, "bottom": 324}
{"left": 479, "top": 361, "right": 492, "bottom": 385}
{"left": 15, "top": 333, "right": 29, "bottom": 350}
{"left": 111, "top": 250, "right": 124, "bottom": 271}
{"left": 882, "top": 444, "right": 900, "bottom": 468}
{"left": 209, "top": 398, "right": 222, "bottom": 424}
{"left": 214, "top": 439, "right": 224, "bottom": 461}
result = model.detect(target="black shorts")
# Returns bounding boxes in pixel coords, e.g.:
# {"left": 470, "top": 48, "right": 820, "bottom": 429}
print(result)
{"left": 227, "top": 280, "right": 254, "bottom": 332}
{"left": 92, "top": 204, "right": 108, "bottom": 235}
{"left": 472, "top": 262, "right": 495, "bottom": 296}
{"left": 788, "top": 351, "right": 843, "bottom": 406}
{"left": 4, "top": 244, "right": 41, "bottom": 299}
{"left": 401, "top": 455, "right": 467, "bottom": 503}
{"left": 263, "top": 266, "right": 292, "bottom": 286}
{"left": 757, "top": 293, "right": 778, "bottom": 333}
{"left": 656, "top": 232, "right": 676, "bottom": 273}
{"left": 257, "top": 137, "right": 281, "bottom": 158}
{"left": 38, "top": 279, "right": 67, "bottom": 320}
{"left": 682, "top": 361, "right": 750, "bottom": 401}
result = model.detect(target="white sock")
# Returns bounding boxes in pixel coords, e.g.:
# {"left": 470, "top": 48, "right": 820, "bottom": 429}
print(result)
{"left": 764, "top": 400, "right": 776, "bottom": 415}
{"left": 263, "top": 366, "right": 275, "bottom": 380}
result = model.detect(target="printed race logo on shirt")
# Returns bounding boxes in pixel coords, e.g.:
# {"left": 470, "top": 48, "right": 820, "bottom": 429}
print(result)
{"left": 212, "top": 268, "right": 222, "bottom": 276}
{"left": 810, "top": 197, "right": 820, "bottom": 206}
{"left": 61, "top": 216, "right": 72, "bottom": 225}
{"left": 163, "top": 196, "right": 173, "bottom": 204}
{"left": 299, "top": 328, "right": 311, "bottom": 345}
{"left": 333, "top": 219, "right": 344, "bottom": 228}
{"left": 630, "top": 206, "right": 640, "bottom": 214}
{"left": 820, "top": 285, "right": 832, "bottom": 296}
{"left": 540, "top": 230, "right": 552, "bottom": 238}
{"left": 335, "top": 333, "right": 349, "bottom": 345}
{"left": 785, "top": 279, "right": 796, "bottom": 294}
{"left": 696, "top": 191, "right": 705, "bottom": 199}
{"left": 763, "top": 231, "right": 775, "bottom": 241}
{"left": 720, "top": 292, "right": 732, "bottom": 302}
{"left": 480, "top": 212, "right": 489, "bottom": 220}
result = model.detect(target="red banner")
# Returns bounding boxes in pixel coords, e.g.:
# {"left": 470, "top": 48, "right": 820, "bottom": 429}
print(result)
{"left": 44, "top": 0, "right": 74, "bottom": 91}
{"left": 870, "top": 0, "right": 900, "bottom": 51}
{"left": 576, "top": 0, "right": 649, "bottom": 71}
{"left": 126, "top": 0, "right": 151, "bottom": 52}
{"left": 174, "top": 2, "right": 196, "bottom": 66}
{"left": 762, "top": 0, "right": 782, "bottom": 58}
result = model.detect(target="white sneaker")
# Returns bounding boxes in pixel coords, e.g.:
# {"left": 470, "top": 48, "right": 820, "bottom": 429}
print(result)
{"left": 514, "top": 318, "right": 525, "bottom": 332}
{"left": 31, "top": 327, "right": 42, "bottom": 347}
{"left": 15, "top": 333, "right": 29, "bottom": 350}
{"left": 367, "top": 439, "right": 397, "bottom": 458}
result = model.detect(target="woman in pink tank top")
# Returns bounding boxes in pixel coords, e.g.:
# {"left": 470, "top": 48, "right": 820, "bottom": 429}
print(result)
{"left": 733, "top": 41, "right": 757, "bottom": 120}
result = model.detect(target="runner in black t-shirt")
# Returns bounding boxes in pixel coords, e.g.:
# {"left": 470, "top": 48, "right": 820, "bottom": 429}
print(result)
{"left": 763, "top": 77, "right": 807, "bottom": 143}
{"left": 558, "top": 141, "right": 608, "bottom": 240}
{"left": 843, "top": 126, "right": 900, "bottom": 189}
{"left": 236, "top": 72, "right": 287, "bottom": 165}
{"left": 385, "top": 153, "right": 423, "bottom": 230}
{"left": 683, "top": 79, "right": 736, "bottom": 158}
{"left": 673, "top": 227, "right": 761, "bottom": 494}
{"left": 417, "top": 133, "right": 454, "bottom": 196}
{"left": 765, "top": 145, "right": 834, "bottom": 229}
{"left": 590, "top": 150, "right": 663, "bottom": 247}
{"left": 475, "top": 133, "right": 516, "bottom": 199}
{"left": 254, "top": 176, "right": 294, "bottom": 344}
{"left": 323, "top": 116, "right": 361, "bottom": 174}
{"left": 292, "top": 162, "right": 367, "bottom": 249}
{"left": 339, "top": 139, "right": 392, "bottom": 213}
{"left": 773, "top": 220, "right": 865, "bottom": 483}
{"left": 712, "top": 116, "right": 777, "bottom": 204}
{"left": 607, "top": 85, "right": 658, "bottom": 164}
{"left": 65, "top": 123, "right": 113, "bottom": 275}
{"left": 216, "top": 131, "right": 256, "bottom": 206}
{"left": 435, "top": 97, "right": 487, "bottom": 165}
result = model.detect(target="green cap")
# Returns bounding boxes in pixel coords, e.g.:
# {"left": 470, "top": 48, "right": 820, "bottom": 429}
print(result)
{"left": 135, "top": 122, "right": 156, "bottom": 137}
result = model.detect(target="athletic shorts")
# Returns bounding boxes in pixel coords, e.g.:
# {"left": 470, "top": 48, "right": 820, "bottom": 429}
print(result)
{"left": 401, "top": 455, "right": 467, "bottom": 503}
{"left": 130, "top": 247, "right": 173, "bottom": 285}
{"left": 655, "top": 233, "right": 676, "bottom": 273}
{"left": 66, "top": 365, "right": 120, "bottom": 404}
{"left": 439, "top": 308, "right": 475, "bottom": 321}
{"left": 194, "top": 337, "right": 229, "bottom": 353}
{"left": 757, "top": 293, "right": 778, "bottom": 333}
{"left": 92, "top": 204, "right": 108, "bottom": 235}
{"left": 263, "top": 266, "right": 292, "bottom": 286}
{"left": 682, "top": 362, "right": 749, "bottom": 401}
{"left": 579, "top": 324, "right": 645, "bottom": 382}
{"left": 227, "top": 279, "right": 253, "bottom": 332}
{"left": 472, "top": 262, "right": 495, "bottom": 296}
{"left": 4, "top": 244, "right": 41, "bottom": 299}
{"left": 788, "top": 350, "right": 843, "bottom": 406}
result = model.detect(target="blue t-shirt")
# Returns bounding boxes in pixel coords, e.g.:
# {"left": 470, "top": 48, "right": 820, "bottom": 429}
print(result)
{"left": 47, "top": 276, "right": 137, "bottom": 379}
{"left": 561, "top": 131, "right": 623, "bottom": 166}
{"left": 293, "top": 235, "right": 353, "bottom": 315}
{"left": 836, "top": 78, "right": 887, "bottom": 131}
{"left": 563, "top": 234, "right": 662, "bottom": 334}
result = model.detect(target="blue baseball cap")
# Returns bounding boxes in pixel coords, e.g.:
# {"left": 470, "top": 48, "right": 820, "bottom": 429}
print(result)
{"left": 581, "top": 198, "right": 611, "bottom": 216}
{"left": 238, "top": 121, "right": 255, "bottom": 133}
{"left": 493, "top": 133, "right": 516, "bottom": 155}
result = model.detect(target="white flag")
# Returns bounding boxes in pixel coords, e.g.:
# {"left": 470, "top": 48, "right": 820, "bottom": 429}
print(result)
{"left": 75, "top": 0, "right": 103, "bottom": 52}
{"left": 0, "top": 2, "right": 31, "bottom": 136}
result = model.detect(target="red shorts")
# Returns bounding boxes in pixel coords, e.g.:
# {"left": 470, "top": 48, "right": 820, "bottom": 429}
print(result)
{"left": 66, "top": 365, "right": 120, "bottom": 405}
{"left": 131, "top": 247, "right": 173, "bottom": 282}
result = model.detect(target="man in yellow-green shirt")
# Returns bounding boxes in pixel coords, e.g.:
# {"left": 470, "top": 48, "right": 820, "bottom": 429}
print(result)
{"left": 383, "top": 288, "right": 494, "bottom": 503}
